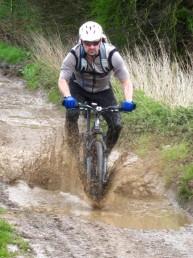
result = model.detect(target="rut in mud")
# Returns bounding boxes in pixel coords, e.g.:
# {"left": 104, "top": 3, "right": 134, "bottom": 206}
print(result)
{"left": 1, "top": 72, "right": 193, "bottom": 258}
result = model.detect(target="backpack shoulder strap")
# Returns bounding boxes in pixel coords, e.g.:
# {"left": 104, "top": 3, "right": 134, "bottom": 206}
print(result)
{"left": 70, "top": 44, "right": 86, "bottom": 71}
{"left": 79, "top": 44, "right": 88, "bottom": 72}
{"left": 71, "top": 44, "right": 88, "bottom": 73}
{"left": 99, "top": 43, "right": 109, "bottom": 73}
{"left": 100, "top": 43, "right": 117, "bottom": 73}
{"left": 70, "top": 49, "right": 78, "bottom": 70}
{"left": 108, "top": 48, "right": 117, "bottom": 70}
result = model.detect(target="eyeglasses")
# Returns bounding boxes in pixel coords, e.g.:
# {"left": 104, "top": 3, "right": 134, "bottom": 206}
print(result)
{"left": 83, "top": 40, "right": 101, "bottom": 46}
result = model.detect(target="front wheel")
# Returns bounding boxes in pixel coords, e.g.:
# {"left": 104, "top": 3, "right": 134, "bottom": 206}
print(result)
{"left": 86, "top": 140, "right": 107, "bottom": 200}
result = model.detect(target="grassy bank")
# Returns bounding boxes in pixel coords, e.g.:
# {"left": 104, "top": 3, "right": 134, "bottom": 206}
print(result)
{"left": 1, "top": 38, "right": 193, "bottom": 202}
{"left": 0, "top": 41, "right": 29, "bottom": 64}
{"left": 21, "top": 33, "right": 66, "bottom": 103}
{"left": 118, "top": 91, "right": 193, "bottom": 201}
{"left": 0, "top": 208, "right": 29, "bottom": 257}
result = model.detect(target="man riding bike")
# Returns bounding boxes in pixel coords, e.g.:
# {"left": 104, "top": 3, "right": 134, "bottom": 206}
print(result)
{"left": 58, "top": 21, "right": 136, "bottom": 154}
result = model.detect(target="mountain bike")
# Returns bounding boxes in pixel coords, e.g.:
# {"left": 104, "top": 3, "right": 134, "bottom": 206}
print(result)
{"left": 78, "top": 102, "right": 121, "bottom": 201}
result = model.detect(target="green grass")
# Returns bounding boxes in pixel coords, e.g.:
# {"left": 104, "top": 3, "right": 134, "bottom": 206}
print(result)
{"left": 0, "top": 42, "right": 28, "bottom": 64}
{"left": 159, "top": 142, "right": 190, "bottom": 187}
{"left": 179, "top": 164, "right": 193, "bottom": 200}
{"left": 48, "top": 87, "right": 60, "bottom": 103}
{"left": 22, "top": 61, "right": 60, "bottom": 103}
{"left": 0, "top": 207, "right": 6, "bottom": 214}
{"left": 116, "top": 88, "right": 193, "bottom": 141}
{"left": 0, "top": 219, "right": 29, "bottom": 257}
{"left": 133, "top": 134, "right": 152, "bottom": 157}
{"left": 113, "top": 85, "right": 172, "bottom": 134}
{"left": 161, "top": 142, "right": 189, "bottom": 162}
{"left": 113, "top": 84, "right": 193, "bottom": 200}
{"left": 22, "top": 63, "right": 42, "bottom": 90}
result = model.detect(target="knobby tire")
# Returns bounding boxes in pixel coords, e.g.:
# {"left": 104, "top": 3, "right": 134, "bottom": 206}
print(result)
{"left": 86, "top": 140, "right": 105, "bottom": 200}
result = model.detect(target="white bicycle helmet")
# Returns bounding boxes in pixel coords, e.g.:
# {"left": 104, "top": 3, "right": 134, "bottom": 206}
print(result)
{"left": 79, "top": 21, "right": 103, "bottom": 42}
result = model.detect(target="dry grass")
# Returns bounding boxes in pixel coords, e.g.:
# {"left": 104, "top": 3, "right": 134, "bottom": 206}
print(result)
{"left": 26, "top": 32, "right": 68, "bottom": 73}
{"left": 125, "top": 47, "right": 193, "bottom": 107}
{"left": 25, "top": 33, "right": 193, "bottom": 107}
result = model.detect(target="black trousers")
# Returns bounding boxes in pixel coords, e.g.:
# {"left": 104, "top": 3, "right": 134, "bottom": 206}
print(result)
{"left": 65, "top": 80, "right": 122, "bottom": 152}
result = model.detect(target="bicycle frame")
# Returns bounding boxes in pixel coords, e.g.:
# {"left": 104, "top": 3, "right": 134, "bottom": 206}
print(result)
{"left": 78, "top": 102, "right": 120, "bottom": 201}
{"left": 82, "top": 103, "right": 103, "bottom": 133}
{"left": 79, "top": 102, "right": 120, "bottom": 134}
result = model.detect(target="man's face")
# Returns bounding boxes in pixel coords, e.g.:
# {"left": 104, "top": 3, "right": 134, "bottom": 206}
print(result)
{"left": 82, "top": 40, "right": 101, "bottom": 56}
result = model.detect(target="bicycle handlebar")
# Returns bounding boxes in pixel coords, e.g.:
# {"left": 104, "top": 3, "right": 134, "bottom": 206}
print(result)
{"left": 77, "top": 102, "right": 121, "bottom": 113}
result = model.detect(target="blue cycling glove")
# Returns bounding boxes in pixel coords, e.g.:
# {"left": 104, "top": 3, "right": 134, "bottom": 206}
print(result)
{"left": 62, "top": 96, "right": 77, "bottom": 109}
{"left": 120, "top": 100, "right": 136, "bottom": 112}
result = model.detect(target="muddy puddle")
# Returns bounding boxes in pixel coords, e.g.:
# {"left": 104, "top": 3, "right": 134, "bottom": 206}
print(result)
{"left": 7, "top": 180, "right": 192, "bottom": 230}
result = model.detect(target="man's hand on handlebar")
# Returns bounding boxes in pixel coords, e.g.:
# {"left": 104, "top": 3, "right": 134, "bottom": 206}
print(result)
{"left": 120, "top": 100, "right": 136, "bottom": 112}
{"left": 62, "top": 96, "right": 77, "bottom": 109}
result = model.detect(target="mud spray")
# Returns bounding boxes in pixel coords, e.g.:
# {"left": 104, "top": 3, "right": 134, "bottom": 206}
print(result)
{"left": 7, "top": 148, "right": 193, "bottom": 230}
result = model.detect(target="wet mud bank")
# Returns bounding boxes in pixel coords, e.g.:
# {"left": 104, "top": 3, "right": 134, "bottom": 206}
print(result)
{"left": 1, "top": 72, "right": 193, "bottom": 257}
{"left": 0, "top": 72, "right": 82, "bottom": 193}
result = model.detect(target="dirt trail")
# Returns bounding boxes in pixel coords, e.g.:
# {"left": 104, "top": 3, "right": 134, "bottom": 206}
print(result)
{"left": 1, "top": 72, "right": 193, "bottom": 258}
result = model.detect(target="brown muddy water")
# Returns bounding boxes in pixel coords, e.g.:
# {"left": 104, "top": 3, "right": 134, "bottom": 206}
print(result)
{"left": 7, "top": 179, "right": 192, "bottom": 230}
